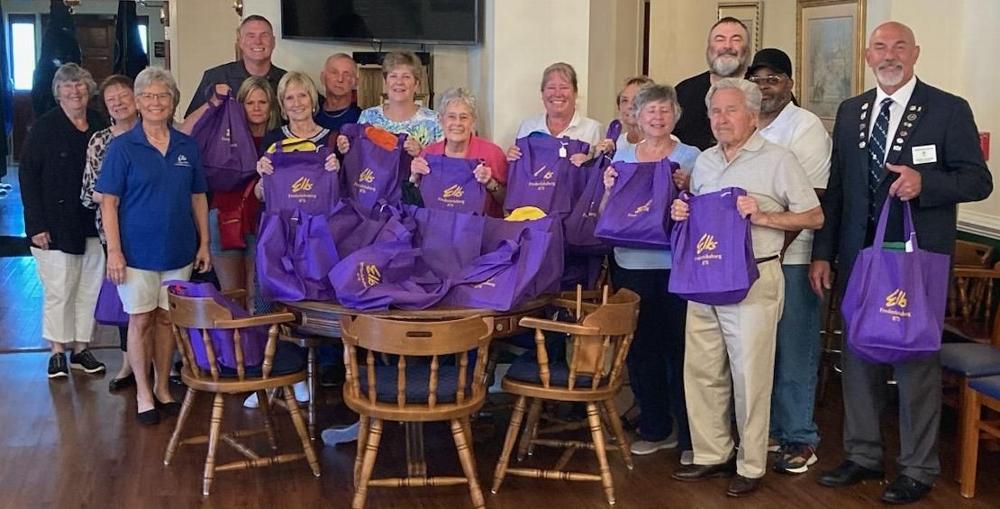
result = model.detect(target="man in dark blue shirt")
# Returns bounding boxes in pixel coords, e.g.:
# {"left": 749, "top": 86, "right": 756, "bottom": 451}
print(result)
{"left": 314, "top": 53, "right": 362, "bottom": 132}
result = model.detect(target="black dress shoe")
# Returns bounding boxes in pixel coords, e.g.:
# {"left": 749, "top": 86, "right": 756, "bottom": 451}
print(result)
{"left": 108, "top": 373, "right": 135, "bottom": 392}
{"left": 154, "top": 397, "right": 181, "bottom": 416}
{"left": 671, "top": 457, "right": 736, "bottom": 481}
{"left": 817, "top": 460, "right": 884, "bottom": 487}
{"left": 137, "top": 408, "right": 160, "bottom": 426}
{"left": 881, "top": 475, "right": 932, "bottom": 505}
{"left": 727, "top": 475, "right": 761, "bottom": 497}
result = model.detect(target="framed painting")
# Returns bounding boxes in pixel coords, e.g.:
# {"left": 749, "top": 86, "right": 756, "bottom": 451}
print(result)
{"left": 796, "top": 0, "right": 866, "bottom": 130}
{"left": 718, "top": 1, "right": 763, "bottom": 56}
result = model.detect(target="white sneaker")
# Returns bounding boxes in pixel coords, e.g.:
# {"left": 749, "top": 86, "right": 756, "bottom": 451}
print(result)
{"left": 243, "top": 392, "right": 260, "bottom": 409}
{"left": 322, "top": 421, "right": 360, "bottom": 446}
{"left": 630, "top": 436, "right": 678, "bottom": 455}
{"left": 679, "top": 450, "right": 694, "bottom": 466}
{"left": 293, "top": 381, "right": 310, "bottom": 403}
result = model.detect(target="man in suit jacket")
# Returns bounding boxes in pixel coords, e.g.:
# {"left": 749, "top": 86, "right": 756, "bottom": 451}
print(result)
{"left": 810, "top": 21, "right": 992, "bottom": 504}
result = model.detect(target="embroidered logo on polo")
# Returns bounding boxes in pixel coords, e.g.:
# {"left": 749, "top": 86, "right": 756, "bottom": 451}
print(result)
{"left": 289, "top": 176, "right": 317, "bottom": 203}
{"left": 356, "top": 262, "right": 381, "bottom": 289}
{"left": 355, "top": 168, "right": 377, "bottom": 193}
{"left": 880, "top": 288, "right": 912, "bottom": 321}
{"left": 438, "top": 184, "right": 467, "bottom": 207}
{"left": 695, "top": 234, "right": 722, "bottom": 265}
{"left": 174, "top": 154, "right": 191, "bottom": 167}
{"left": 528, "top": 165, "right": 556, "bottom": 190}
{"left": 627, "top": 199, "right": 653, "bottom": 218}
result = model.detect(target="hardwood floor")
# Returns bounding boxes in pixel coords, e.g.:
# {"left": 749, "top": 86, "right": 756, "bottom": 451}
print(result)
{"left": 0, "top": 349, "right": 998, "bottom": 509}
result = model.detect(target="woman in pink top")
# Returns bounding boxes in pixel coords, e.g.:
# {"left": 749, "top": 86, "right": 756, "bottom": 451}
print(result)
{"left": 410, "top": 88, "right": 508, "bottom": 217}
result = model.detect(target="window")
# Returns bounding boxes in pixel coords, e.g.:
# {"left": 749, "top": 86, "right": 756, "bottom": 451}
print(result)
{"left": 137, "top": 23, "right": 148, "bottom": 55}
{"left": 10, "top": 17, "right": 37, "bottom": 91}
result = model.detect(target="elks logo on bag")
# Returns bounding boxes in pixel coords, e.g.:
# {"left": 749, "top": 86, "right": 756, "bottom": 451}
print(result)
{"left": 472, "top": 278, "right": 496, "bottom": 289}
{"left": 438, "top": 184, "right": 466, "bottom": 207}
{"left": 291, "top": 176, "right": 314, "bottom": 193}
{"left": 356, "top": 262, "right": 381, "bottom": 289}
{"left": 355, "top": 168, "right": 377, "bottom": 193}
{"left": 694, "top": 234, "right": 722, "bottom": 265}
{"left": 627, "top": 200, "right": 652, "bottom": 218}
{"left": 528, "top": 165, "right": 556, "bottom": 189}
{"left": 880, "top": 288, "right": 912, "bottom": 321}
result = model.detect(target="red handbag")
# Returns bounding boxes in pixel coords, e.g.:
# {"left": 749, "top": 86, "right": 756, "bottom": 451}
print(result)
{"left": 213, "top": 178, "right": 260, "bottom": 250}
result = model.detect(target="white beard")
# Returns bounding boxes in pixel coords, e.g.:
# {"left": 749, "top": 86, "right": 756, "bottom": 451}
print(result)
{"left": 710, "top": 55, "right": 743, "bottom": 77}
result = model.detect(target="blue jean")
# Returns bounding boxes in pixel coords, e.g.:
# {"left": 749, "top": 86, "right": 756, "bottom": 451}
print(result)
{"left": 770, "top": 264, "right": 822, "bottom": 447}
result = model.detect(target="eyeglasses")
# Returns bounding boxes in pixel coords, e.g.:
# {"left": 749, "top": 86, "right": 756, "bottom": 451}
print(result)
{"left": 748, "top": 75, "right": 785, "bottom": 86}
{"left": 138, "top": 92, "right": 173, "bottom": 103}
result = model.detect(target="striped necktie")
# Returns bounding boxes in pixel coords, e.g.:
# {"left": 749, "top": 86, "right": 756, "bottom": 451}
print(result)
{"left": 868, "top": 98, "right": 893, "bottom": 220}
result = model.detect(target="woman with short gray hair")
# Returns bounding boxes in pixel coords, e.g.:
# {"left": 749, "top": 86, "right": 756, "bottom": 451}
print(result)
{"left": 96, "top": 66, "right": 211, "bottom": 425}
{"left": 20, "top": 62, "right": 109, "bottom": 379}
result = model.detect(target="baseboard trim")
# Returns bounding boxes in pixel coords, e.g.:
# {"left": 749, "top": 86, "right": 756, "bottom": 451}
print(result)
{"left": 958, "top": 210, "right": 1000, "bottom": 240}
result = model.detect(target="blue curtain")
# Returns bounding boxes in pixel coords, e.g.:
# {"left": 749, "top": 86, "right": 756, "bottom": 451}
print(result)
{"left": 31, "top": 0, "right": 81, "bottom": 117}
{"left": 113, "top": 0, "right": 148, "bottom": 80}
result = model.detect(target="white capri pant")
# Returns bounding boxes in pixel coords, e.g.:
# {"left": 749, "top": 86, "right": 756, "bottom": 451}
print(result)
{"left": 116, "top": 264, "right": 194, "bottom": 315}
{"left": 31, "top": 237, "right": 105, "bottom": 344}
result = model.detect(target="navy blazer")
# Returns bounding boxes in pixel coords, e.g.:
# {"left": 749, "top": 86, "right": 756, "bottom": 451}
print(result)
{"left": 812, "top": 79, "right": 992, "bottom": 274}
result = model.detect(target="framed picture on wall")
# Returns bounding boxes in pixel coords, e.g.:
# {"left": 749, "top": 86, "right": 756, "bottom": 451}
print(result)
{"left": 796, "top": 0, "right": 866, "bottom": 130}
{"left": 718, "top": 1, "right": 763, "bottom": 57}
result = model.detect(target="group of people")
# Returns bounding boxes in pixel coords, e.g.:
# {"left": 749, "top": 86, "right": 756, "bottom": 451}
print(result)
{"left": 17, "top": 11, "right": 991, "bottom": 505}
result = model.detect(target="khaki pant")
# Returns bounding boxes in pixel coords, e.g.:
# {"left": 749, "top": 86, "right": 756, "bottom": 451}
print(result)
{"left": 31, "top": 238, "right": 105, "bottom": 344}
{"left": 683, "top": 260, "right": 784, "bottom": 478}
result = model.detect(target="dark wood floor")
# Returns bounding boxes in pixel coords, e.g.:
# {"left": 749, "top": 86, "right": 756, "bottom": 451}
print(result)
{"left": 0, "top": 348, "right": 998, "bottom": 509}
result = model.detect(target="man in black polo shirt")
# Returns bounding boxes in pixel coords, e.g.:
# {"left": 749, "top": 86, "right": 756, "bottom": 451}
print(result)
{"left": 184, "top": 15, "right": 286, "bottom": 117}
{"left": 673, "top": 17, "right": 751, "bottom": 150}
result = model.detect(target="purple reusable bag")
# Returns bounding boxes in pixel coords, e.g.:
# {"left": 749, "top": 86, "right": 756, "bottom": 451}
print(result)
{"left": 503, "top": 134, "right": 590, "bottom": 216}
{"left": 340, "top": 123, "right": 409, "bottom": 213}
{"left": 482, "top": 215, "right": 564, "bottom": 295}
{"left": 165, "top": 280, "right": 267, "bottom": 371}
{"left": 94, "top": 279, "right": 129, "bottom": 327}
{"left": 263, "top": 145, "right": 341, "bottom": 215}
{"left": 328, "top": 239, "right": 449, "bottom": 311}
{"left": 190, "top": 91, "right": 258, "bottom": 192}
{"left": 411, "top": 205, "right": 486, "bottom": 278}
{"left": 442, "top": 230, "right": 553, "bottom": 311}
{"left": 841, "top": 196, "right": 950, "bottom": 364}
{"left": 256, "top": 209, "right": 339, "bottom": 301}
{"left": 668, "top": 188, "right": 759, "bottom": 305}
{"left": 564, "top": 153, "right": 612, "bottom": 254}
{"left": 594, "top": 159, "right": 679, "bottom": 249}
{"left": 418, "top": 154, "right": 487, "bottom": 214}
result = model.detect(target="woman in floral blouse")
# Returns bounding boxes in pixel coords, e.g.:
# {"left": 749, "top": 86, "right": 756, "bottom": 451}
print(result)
{"left": 80, "top": 74, "right": 138, "bottom": 391}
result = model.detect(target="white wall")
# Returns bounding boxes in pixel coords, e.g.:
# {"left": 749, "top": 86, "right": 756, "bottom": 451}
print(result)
{"left": 587, "top": 0, "right": 643, "bottom": 127}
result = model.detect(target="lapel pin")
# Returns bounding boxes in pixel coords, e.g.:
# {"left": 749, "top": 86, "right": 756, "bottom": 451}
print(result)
{"left": 859, "top": 141, "right": 867, "bottom": 149}
{"left": 917, "top": 106, "right": 923, "bottom": 111}
{"left": 903, "top": 122, "right": 912, "bottom": 128}
{"left": 861, "top": 111, "right": 868, "bottom": 120}
{"left": 896, "top": 137, "right": 904, "bottom": 144}
{"left": 859, "top": 132, "right": 866, "bottom": 139}
{"left": 862, "top": 102, "right": 870, "bottom": 110}
{"left": 900, "top": 130, "right": 908, "bottom": 137}
{"left": 909, "top": 105, "right": 917, "bottom": 111}
{"left": 907, "top": 113, "right": 917, "bottom": 121}
{"left": 892, "top": 145, "right": 902, "bottom": 151}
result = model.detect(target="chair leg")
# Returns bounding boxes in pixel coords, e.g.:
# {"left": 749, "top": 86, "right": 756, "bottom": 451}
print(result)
{"left": 307, "top": 345, "right": 317, "bottom": 440}
{"left": 960, "top": 385, "right": 982, "bottom": 498}
{"left": 258, "top": 389, "right": 278, "bottom": 450}
{"left": 282, "top": 385, "right": 321, "bottom": 477}
{"left": 164, "top": 387, "right": 197, "bottom": 466}
{"left": 354, "top": 414, "right": 370, "bottom": 487}
{"left": 353, "top": 418, "right": 383, "bottom": 509}
{"left": 517, "top": 398, "right": 543, "bottom": 461}
{"left": 602, "top": 398, "right": 633, "bottom": 470}
{"left": 203, "top": 392, "right": 225, "bottom": 496}
{"left": 492, "top": 395, "right": 528, "bottom": 494}
{"left": 451, "top": 418, "right": 486, "bottom": 509}
{"left": 461, "top": 416, "right": 476, "bottom": 462}
{"left": 587, "top": 402, "right": 615, "bottom": 506}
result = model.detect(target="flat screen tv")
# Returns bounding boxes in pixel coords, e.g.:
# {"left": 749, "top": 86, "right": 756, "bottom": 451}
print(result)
{"left": 280, "top": 0, "right": 482, "bottom": 45}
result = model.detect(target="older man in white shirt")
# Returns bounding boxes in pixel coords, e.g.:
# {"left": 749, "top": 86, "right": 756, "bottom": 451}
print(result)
{"left": 746, "top": 48, "right": 832, "bottom": 475}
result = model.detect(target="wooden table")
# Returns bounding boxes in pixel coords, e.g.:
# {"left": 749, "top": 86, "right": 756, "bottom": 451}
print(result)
{"left": 281, "top": 297, "right": 552, "bottom": 477}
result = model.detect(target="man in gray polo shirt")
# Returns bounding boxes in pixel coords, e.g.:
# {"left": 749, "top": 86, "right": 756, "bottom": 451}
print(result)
{"left": 669, "top": 78, "right": 823, "bottom": 497}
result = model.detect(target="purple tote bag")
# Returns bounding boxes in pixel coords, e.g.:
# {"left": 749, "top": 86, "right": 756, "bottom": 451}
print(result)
{"left": 594, "top": 159, "right": 679, "bottom": 249}
{"left": 256, "top": 209, "right": 339, "bottom": 301}
{"left": 841, "top": 196, "right": 950, "bottom": 364}
{"left": 668, "top": 188, "right": 759, "bottom": 305}
{"left": 441, "top": 231, "right": 551, "bottom": 311}
{"left": 411, "top": 205, "right": 486, "bottom": 278}
{"left": 94, "top": 279, "right": 129, "bottom": 327}
{"left": 165, "top": 280, "right": 267, "bottom": 371}
{"left": 340, "top": 123, "right": 409, "bottom": 213}
{"left": 564, "top": 153, "right": 612, "bottom": 254}
{"left": 418, "top": 154, "right": 487, "bottom": 214}
{"left": 482, "top": 215, "right": 563, "bottom": 295}
{"left": 263, "top": 146, "right": 341, "bottom": 215}
{"left": 504, "top": 134, "right": 590, "bottom": 216}
{"left": 328, "top": 239, "right": 449, "bottom": 311}
{"left": 190, "top": 92, "right": 258, "bottom": 192}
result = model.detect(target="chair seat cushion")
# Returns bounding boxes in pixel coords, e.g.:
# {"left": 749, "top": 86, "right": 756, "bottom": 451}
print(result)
{"left": 218, "top": 341, "right": 306, "bottom": 378}
{"left": 358, "top": 363, "right": 475, "bottom": 404}
{"left": 504, "top": 352, "right": 607, "bottom": 388}
{"left": 940, "top": 343, "right": 1000, "bottom": 377}
{"left": 970, "top": 374, "right": 1000, "bottom": 400}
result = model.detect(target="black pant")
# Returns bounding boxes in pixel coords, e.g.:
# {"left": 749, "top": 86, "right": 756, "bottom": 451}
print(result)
{"left": 611, "top": 261, "right": 690, "bottom": 448}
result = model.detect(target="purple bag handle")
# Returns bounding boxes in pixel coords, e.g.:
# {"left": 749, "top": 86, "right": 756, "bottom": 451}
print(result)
{"left": 606, "top": 120, "right": 622, "bottom": 143}
{"left": 872, "top": 195, "right": 919, "bottom": 251}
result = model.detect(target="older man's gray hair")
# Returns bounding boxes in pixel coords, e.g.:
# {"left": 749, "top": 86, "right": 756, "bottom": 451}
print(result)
{"left": 134, "top": 66, "right": 181, "bottom": 107}
{"left": 51, "top": 63, "right": 97, "bottom": 102}
{"left": 632, "top": 83, "right": 683, "bottom": 121}
{"left": 705, "top": 77, "right": 761, "bottom": 113}
{"left": 436, "top": 87, "right": 478, "bottom": 116}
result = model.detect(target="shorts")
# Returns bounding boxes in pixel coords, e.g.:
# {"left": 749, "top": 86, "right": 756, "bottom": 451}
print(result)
{"left": 117, "top": 264, "right": 194, "bottom": 314}
{"left": 208, "top": 208, "right": 250, "bottom": 258}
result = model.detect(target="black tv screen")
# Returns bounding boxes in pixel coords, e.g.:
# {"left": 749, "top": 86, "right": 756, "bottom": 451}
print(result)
{"left": 280, "top": 0, "right": 482, "bottom": 45}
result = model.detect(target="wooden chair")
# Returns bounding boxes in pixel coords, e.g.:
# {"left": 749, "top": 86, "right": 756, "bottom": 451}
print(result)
{"left": 959, "top": 373, "right": 1000, "bottom": 497}
{"left": 491, "top": 287, "right": 640, "bottom": 506}
{"left": 163, "top": 289, "right": 320, "bottom": 496}
{"left": 947, "top": 240, "right": 999, "bottom": 344}
{"left": 341, "top": 314, "right": 493, "bottom": 509}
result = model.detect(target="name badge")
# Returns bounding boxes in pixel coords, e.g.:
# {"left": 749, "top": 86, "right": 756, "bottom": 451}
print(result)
{"left": 911, "top": 144, "right": 937, "bottom": 164}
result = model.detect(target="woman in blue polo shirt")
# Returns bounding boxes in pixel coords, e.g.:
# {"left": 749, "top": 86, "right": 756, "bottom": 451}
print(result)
{"left": 96, "top": 67, "right": 211, "bottom": 426}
